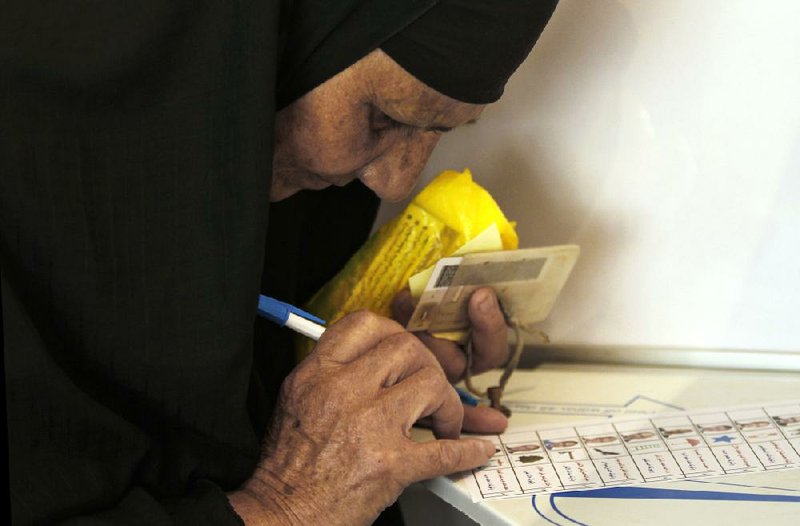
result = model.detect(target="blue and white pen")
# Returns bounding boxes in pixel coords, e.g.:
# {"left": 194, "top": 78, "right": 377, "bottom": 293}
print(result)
{"left": 257, "top": 295, "right": 327, "bottom": 341}
{"left": 256, "top": 295, "right": 480, "bottom": 407}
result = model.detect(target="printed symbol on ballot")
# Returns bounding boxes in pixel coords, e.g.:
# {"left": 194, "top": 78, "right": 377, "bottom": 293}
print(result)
{"left": 518, "top": 455, "right": 546, "bottom": 464}
{"left": 743, "top": 431, "right": 780, "bottom": 442}
{"left": 544, "top": 439, "right": 579, "bottom": 450}
{"left": 622, "top": 431, "right": 657, "bottom": 442}
{"left": 666, "top": 437, "right": 702, "bottom": 449}
{"left": 593, "top": 447, "right": 621, "bottom": 456}
{"left": 658, "top": 427, "right": 692, "bottom": 438}
{"left": 736, "top": 420, "right": 770, "bottom": 430}
{"left": 628, "top": 442, "right": 662, "bottom": 453}
{"left": 506, "top": 443, "right": 541, "bottom": 454}
{"left": 583, "top": 435, "right": 618, "bottom": 445}
{"left": 773, "top": 415, "right": 800, "bottom": 427}
{"left": 554, "top": 449, "right": 588, "bottom": 461}
{"left": 712, "top": 435, "right": 735, "bottom": 444}
{"left": 588, "top": 444, "right": 627, "bottom": 458}
{"left": 699, "top": 424, "right": 733, "bottom": 434}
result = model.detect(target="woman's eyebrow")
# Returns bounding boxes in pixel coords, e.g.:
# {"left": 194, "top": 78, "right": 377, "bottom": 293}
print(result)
{"left": 424, "top": 118, "right": 479, "bottom": 133}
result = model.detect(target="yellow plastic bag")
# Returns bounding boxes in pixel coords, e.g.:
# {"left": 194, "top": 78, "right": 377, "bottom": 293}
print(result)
{"left": 299, "top": 168, "right": 518, "bottom": 359}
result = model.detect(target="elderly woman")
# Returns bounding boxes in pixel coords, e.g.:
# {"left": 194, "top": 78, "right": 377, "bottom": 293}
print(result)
{"left": 2, "top": 1, "right": 557, "bottom": 524}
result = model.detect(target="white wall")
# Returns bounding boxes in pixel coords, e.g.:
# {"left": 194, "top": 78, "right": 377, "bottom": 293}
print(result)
{"left": 375, "top": 0, "right": 800, "bottom": 352}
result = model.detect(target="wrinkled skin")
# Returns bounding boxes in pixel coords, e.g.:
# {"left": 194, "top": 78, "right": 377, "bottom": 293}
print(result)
{"left": 229, "top": 50, "right": 511, "bottom": 525}
{"left": 391, "top": 287, "right": 510, "bottom": 433}
{"left": 270, "top": 50, "right": 484, "bottom": 202}
{"left": 229, "top": 312, "right": 499, "bottom": 525}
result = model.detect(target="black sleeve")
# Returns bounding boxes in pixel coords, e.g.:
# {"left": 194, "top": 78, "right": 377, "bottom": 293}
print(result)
{"left": 2, "top": 1, "right": 282, "bottom": 524}
{"left": 60, "top": 482, "right": 242, "bottom": 526}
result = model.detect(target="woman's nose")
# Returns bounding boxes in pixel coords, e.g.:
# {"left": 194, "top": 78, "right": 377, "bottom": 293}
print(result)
{"left": 361, "top": 132, "right": 441, "bottom": 201}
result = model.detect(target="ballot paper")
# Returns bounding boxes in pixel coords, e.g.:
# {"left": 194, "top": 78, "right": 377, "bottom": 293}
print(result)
{"left": 406, "top": 245, "right": 579, "bottom": 333}
{"left": 467, "top": 400, "right": 800, "bottom": 502}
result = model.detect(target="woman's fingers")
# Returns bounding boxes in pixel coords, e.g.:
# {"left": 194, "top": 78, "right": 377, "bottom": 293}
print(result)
{"left": 399, "top": 438, "right": 495, "bottom": 484}
{"left": 466, "top": 287, "right": 509, "bottom": 373}
{"left": 415, "top": 402, "right": 509, "bottom": 434}
{"left": 385, "top": 366, "right": 464, "bottom": 440}
{"left": 415, "top": 332, "right": 466, "bottom": 383}
{"left": 259, "top": 309, "right": 494, "bottom": 526}
{"left": 392, "top": 287, "right": 510, "bottom": 377}
{"left": 462, "top": 404, "right": 508, "bottom": 434}
{"left": 388, "top": 287, "right": 512, "bottom": 436}
{"left": 319, "top": 310, "right": 406, "bottom": 363}
{"left": 391, "top": 288, "right": 469, "bottom": 381}
{"left": 346, "top": 326, "right": 469, "bottom": 441}
{"left": 390, "top": 288, "right": 415, "bottom": 325}
{"left": 352, "top": 330, "right": 439, "bottom": 388}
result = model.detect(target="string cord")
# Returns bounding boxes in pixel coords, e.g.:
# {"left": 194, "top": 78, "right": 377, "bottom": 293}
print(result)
{"left": 463, "top": 304, "right": 548, "bottom": 416}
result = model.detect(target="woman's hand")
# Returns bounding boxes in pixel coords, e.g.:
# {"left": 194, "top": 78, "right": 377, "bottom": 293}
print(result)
{"left": 391, "top": 287, "right": 510, "bottom": 434}
{"left": 228, "top": 311, "right": 495, "bottom": 526}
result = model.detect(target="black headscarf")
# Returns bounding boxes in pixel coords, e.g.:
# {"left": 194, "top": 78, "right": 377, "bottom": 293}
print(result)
{"left": 2, "top": 1, "right": 557, "bottom": 524}
{"left": 277, "top": 0, "right": 558, "bottom": 107}
{"left": 382, "top": 0, "right": 559, "bottom": 104}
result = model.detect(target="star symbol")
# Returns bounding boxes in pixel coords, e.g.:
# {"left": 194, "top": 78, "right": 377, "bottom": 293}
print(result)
{"left": 713, "top": 435, "right": 734, "bottom": 443}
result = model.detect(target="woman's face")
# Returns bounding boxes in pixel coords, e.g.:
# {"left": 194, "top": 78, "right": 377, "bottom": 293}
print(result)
{"left": 271, "top": 50, "right": 485, "bottom": 202}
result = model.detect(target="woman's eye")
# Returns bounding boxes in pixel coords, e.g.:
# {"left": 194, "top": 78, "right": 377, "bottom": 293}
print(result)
{"left": 371, "top": 108, "right": 405, "bottom": 132}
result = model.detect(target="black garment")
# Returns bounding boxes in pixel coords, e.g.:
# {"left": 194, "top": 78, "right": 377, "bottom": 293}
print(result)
{"left": 2, "top": 0, "right": 557, "bottom": 524}
{"left": 0, "top": 2, "right": 403, "bottom": 523}
{"left": 275, "top": 0, "right": 437, "bottom": 109}
{"left": 277, "top": 0, "right": 559, "bottom": 108}
{"left": 3, "top": 2, "right": 280, "bottom": 523}
{"left": 382, "top": 0, "right": 559, "bottom": 104}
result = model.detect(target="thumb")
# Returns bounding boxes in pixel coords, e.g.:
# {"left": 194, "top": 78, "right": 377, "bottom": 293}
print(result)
{"left": 467, "top": 287, "right": 509, "bottom": 373}
{"left": 405, "top": 438, "right": 495, "bottom": 483}
{"left": 390, "top": 288, "right": 416, "bottom": 325}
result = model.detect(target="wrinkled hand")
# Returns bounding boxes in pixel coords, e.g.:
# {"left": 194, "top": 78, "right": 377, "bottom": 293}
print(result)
{"left": 229, "top": 311, "right": 495, "bottom": 526}
{"left": 391, "top": 287, "right": 510, "bottom": 434}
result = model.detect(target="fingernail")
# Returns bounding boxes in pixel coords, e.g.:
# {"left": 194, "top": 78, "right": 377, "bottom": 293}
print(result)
{"left": 481, "top": 440, "right": 495, "bottom": 457}
{"left": 478, "top": 291, "right": 496, "bottom": 315}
